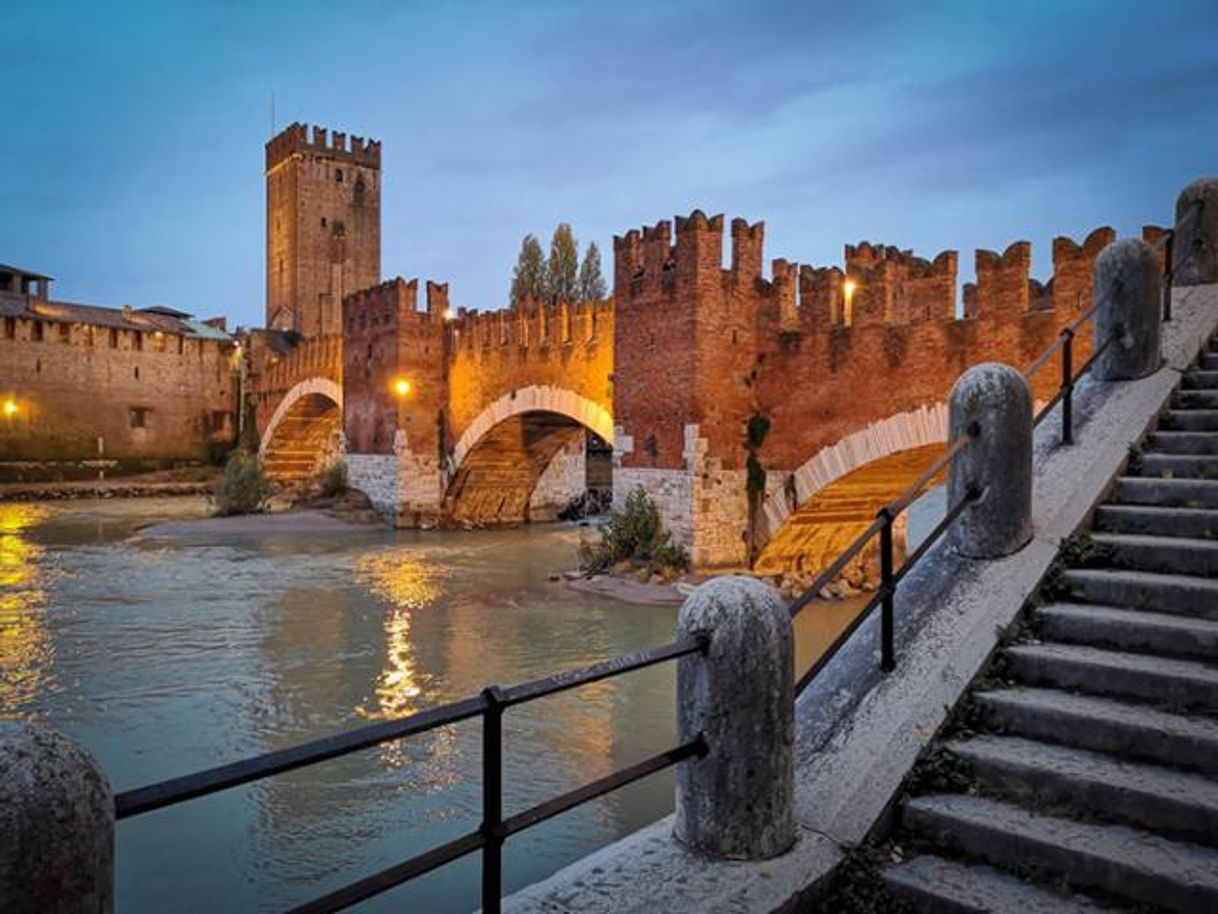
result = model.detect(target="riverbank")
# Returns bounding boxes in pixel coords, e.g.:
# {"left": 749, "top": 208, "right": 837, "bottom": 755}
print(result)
{"left": 135, "top": 507, "right": 381, "bottom": 538}
{"left": 0, "top": 468, "right": 218, "bottom": 502}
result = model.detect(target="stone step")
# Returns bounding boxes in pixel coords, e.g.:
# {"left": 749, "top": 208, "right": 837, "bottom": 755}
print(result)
{"left": 1173, "top": 389, "right": 1218, "bottom": 409}
{"left": 975, "top": 687, "right": 1218, "bottom": 776}
{"left": 1003, "top": 642, "right": 1218, "bottom": 709}
{"left": 1146, "top": 430, "right": 1218, "bottom": 455}
{"left": 1201, "top": 352, "right": 1218, "bottom": 371}
{"left": 1158, "top": 409, "right": 1218, "bottom": 431}
{"left": 1061, "top": 568, "right": 1218, "bottom": 619}
{"left": 1093, "top": 503, "right": 1218, "bottom": 539}
{"left": 948, "top": 734, "right": 1218, "bottom": 846}
{"left": 1036, "top": 603, "right": 1218, "bottom": 662}
{"left": 1182, "top": 370, "right": 1218, "bottom": 389}
{"left": 1138, "top": 452, "right": 1218, "bottom": 479}
{"left": 1088, "top": 531, "right": 1218, "bottom": 576}
{"left": 881, "top": 854, "right": 1112, "bottom": 913}
{"left": 902, "top": 793, "right": 1218, "bottom": 913}
{"left": 1112, "top": 476, "right": 1218, "bottom": 507}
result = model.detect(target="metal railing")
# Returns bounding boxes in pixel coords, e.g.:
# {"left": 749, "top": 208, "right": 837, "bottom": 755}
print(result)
{"left": 1161, "top": 199, "right": 1203, "bottom": 323}
{"left": 115, "top": 636, "right": 709, "bottom": 914}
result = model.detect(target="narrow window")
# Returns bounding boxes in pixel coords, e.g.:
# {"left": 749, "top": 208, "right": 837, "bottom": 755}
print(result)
{"left": 134, "top": 366, "right": 140, "bottom": 380}
{"left": 129, "top": 407, "right": 148, "bottom": 429}
{"left": 109, "top": 328, "right": 119, "bottom": 348}
{"left": 335, "top": 168, "right": 344, "bottom": 183}
{"left": 321, "top": 216, "right": 327, "bottom": 228}
{"left": 177, "top": 336, "right": 184, "bottom": 354}
{"left": 59, "top": 323, "right": 70, "bottom": 343}
{"left": 3, "top": 317, "right": 14, "bottom": 339}
{"left": 32, "top": 321, "right": 43, "bottom": 342}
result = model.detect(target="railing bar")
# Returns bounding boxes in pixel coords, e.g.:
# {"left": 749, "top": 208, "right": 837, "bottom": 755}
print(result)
{"left": 1023, "top": 333, "right": 1067, "bottom": 379}
{"left": 500, "top": 636, "right": 705, "bottom": 707}
{"left": 787, "top": 515, "right": 886, "bottom": 619}
{"left": 889, "top": 493, "right": 976, "bottom": 591}
{"left": 116, "top": 695, "right": 489, "bottom": 819}
{"left": 284, "top": 830, "right": 486, "bottom": 914}
{"left": 795, "top": 590, "right": 884, "bottom": 694}
{"left": 502, "top": 737, "right": 707, "bottom": 839}
{"left": 1033, "top": 388, "right": 1066, "bottom": 428}
{"left": 886, "top": 431, "right": 974, "bottom": 516}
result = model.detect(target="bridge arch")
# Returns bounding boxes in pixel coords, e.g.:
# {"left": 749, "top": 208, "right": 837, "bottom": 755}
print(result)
{"left": 259, "top": 377, "right": 343, "bottom": 482}
{"left": 755, "top": 403, "right": 949, "bottom": 577}
{"left": 445, "top": 385, "right": 615, "bottom": 525}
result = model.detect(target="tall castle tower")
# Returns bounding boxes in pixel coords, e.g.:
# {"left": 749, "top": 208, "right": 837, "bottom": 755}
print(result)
{"left": 265, "top": 123, "right": 381, "bottom": 337}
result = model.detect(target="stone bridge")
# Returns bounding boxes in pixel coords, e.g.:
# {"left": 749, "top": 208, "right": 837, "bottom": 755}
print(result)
{"left": 296, "top": 210, "right": 1165, "bottom": 576}
{"left": 248, "top": 333, "right": 343, "bottom": 482}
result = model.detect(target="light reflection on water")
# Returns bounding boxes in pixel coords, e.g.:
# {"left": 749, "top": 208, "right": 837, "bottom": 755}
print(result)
{"left": 0, "top": 498, "right": 872, "bottom": 913}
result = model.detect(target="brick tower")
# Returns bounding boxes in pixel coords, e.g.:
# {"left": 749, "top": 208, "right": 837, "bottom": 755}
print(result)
{"left": 265, "top": 123, "right": 381, "bottom": 337}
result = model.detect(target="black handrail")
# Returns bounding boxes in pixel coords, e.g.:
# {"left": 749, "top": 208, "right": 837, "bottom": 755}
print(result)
{"left": 1158, "top": 198, "right": 1202, "bottom": 323}
{"left": 115, "top": 635, "right": 708, "bottom": 913}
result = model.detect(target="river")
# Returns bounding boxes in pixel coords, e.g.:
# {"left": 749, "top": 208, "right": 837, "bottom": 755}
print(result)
{"left": 0, "top": 497, "right": 868, "bottom": 913}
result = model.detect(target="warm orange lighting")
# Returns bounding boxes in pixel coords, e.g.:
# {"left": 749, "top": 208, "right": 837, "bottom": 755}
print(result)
{"left": 842, "top": 277, "right": 858, "bottom": 299}
{"left": 443, "top": 309, "right": 455, "bottom": 322}
{"left": 2, "top": 400, "right": 17, "bottom": 418}
{"left": 393, "top": 378, "right": 412, "bottom": 397}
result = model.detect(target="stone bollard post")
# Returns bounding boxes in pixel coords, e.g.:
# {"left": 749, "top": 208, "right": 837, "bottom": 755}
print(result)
{"left": 674, "top": 576, "right": 794, "bottom": 859}
{"left": 0, "top": 722, "right": 114, "bottom": 914}
{"left": 1093, "top": 239, "right": 1163, "bottom": 382}
{"left": 948, "top": 363, "right": 1033, "bottom": 559}
{"left": 1173, "top": 178, "right": 1218, "bottom": 286}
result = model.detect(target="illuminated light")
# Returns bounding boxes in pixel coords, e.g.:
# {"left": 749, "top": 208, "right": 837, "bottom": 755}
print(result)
{"left": 842, "top": 278, "right": 858, "bottom": 299}
{"left": 393, "top": 378, "right": 413, "bottom": 397}
{"left": 443, "top": 310, "right": 455, "bottom": 322}
{"left": 2, "top": 400, "right": 17, "bottom": 418}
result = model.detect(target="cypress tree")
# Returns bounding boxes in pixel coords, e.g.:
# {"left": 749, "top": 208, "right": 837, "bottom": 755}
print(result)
{"left": 510, "top": 233, "right": 546, "bottom": 307}
{"left": 578, "top": 242, "right": 607, "bottom": 302}
{"left": 546, "top": 223, "right": 580, "bottom": 304}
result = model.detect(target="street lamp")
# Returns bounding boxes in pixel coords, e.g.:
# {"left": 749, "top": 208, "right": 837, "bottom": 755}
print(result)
{"left": 392, "top": 378, "right": 412, "bottom": 397}
{"left": 2, "top": 399, "right": 17, "bottom": 418}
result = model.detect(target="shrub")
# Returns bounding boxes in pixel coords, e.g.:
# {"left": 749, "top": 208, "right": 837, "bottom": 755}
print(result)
{"left": 211, "top": 451, "right": 272, "bottom": 516}
{"left": 578, "top": 487, "right": 688, "bottom": 575}
{"left": 318, "top": 460, "right": 348, "bottom": 498}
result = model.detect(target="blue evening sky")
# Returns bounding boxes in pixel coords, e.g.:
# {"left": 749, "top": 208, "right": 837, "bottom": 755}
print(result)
{"left": 3, "top": 0, "right": 1217, "bottom": 327}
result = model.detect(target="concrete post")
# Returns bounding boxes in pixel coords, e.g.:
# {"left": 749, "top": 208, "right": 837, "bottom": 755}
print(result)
{"left": 948, "top": 363, "right": 1033, "bottom": 559}
{"left": 674, "top": 576, "right": 794, "bottom": 860}
{"left": 1173, "top": 178, "right": 1218, "bottom": 286}
{"left": 0, "top": 722, "right": 114, "bottom": 914}
{"left": 1093, "top": 239, "right": 1162, "bottom": 382}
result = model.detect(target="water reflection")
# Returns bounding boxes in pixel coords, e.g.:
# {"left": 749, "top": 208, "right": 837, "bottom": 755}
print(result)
{"left": 0, "top": 503, "right": 53, "bottom": 711}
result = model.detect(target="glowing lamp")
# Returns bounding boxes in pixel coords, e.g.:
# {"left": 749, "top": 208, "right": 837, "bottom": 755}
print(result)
{"left": 393, "top": 378, "right": 413, "bottom": 397}
{"left": 2, "top": 399, "right": 17, "bottom": 417}
{"left": 842, "top": 278, "right": 858, "bottom": 298}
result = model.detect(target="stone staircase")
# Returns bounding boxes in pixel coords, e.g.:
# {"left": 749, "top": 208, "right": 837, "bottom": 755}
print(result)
{"left": 262, "top": 397, "right": 340, "bottom": 483}
{"left": 879, "top": 339, "right": 1218, "bottom": 912}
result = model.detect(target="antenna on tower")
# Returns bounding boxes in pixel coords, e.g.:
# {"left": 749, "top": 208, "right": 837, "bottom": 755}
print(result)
{"left": 270, "top": 92, "right": 276, "bottom": 137}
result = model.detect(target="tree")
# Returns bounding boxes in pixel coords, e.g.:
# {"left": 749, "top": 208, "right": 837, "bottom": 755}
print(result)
{"left": 578, "top": 242, "right": 607, "bottom": 302}
{"left": 546, "top": 223, "right": 579, "bottom": 304}
{"left": 510, "top": 234, "right": 546, "bottom": 307}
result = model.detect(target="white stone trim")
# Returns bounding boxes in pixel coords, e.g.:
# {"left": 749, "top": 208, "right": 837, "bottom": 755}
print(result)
{"left": 451, "top": 385, "right": 614, "bottom": 470}
{"left": 259, "top": 377, "right": 343, "bottom": 458}
{"left": 760, "top": 403, "right": 950, "bottom": 540}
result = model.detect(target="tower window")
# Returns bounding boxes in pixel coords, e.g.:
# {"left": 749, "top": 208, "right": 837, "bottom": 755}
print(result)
{"left": 321, "top": 217, "right": 327, "bottom": 228}
{"left": 32, "top": 321, "right": 43, "bottom": 341}
{"left": 335, "top": 168, "right": 344, "bottom": 184}
{"left": 129, "top": 407, "right": 149, "bottom": 429}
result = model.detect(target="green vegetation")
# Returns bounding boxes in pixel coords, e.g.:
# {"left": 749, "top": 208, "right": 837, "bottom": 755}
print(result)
{"left": 317, "top": 459, "right": 348, "bottom": 498}
{"left": 510, "top": 225, "right": 606, "bottom": 305}
{"left": 211, "top": 451, "right": 273, "bottom": 516}
{"left": 578, "top": 487, "right": 689, "bottom": 578}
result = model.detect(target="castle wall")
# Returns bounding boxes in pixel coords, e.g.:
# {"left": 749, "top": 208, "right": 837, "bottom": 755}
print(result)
{"left": 612, "top": 212, "right": 1117, "bottom": 567}
{"left": 0, "top": 311, "right": 235, "bottom": 470}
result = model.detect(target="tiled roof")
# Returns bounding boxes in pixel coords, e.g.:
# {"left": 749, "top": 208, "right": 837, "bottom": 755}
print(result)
{"left": 0, "top": 294, "right": 234, "bottom": 341}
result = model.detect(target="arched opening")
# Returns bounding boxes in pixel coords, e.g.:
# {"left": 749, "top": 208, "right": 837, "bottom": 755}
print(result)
{"left": 754, "top": 443, "right": 946, "bottom": 580}
{"left": 261, "top": 386, "right": 342, "bottom": 483}
{"left": 443, "top": 410, "right": 612, "bottom": 526}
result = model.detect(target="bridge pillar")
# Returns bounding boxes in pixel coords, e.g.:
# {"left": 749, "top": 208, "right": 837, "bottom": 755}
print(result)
{"left": 675, "top": 577, "right": 794, "bottom": 859}
{"left": 1094, "top": 239, "right": 1163, "bottom": 382}
{"left": 1173, "top": 177, "right": 1218, "bottom": 286}
{"left": 948, "top": 362, "right": 1033, "bottom": 559}
{"left": 0, "top": 722, "right": 114, "bottom": 914}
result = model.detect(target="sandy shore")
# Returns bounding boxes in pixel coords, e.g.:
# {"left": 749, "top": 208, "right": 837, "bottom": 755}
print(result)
{"left": 565, "top": 573, "right": 691, "bottom": 606}
{"left": 136, "top": 508, "right": 385, "bottom": 538}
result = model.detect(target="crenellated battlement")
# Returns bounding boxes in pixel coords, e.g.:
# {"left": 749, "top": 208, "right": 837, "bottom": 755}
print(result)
{"left": 265, "top": 122, "right": 382, "bottom": 171}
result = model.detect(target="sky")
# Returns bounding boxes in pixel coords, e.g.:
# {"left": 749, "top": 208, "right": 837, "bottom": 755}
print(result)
{"left": 3, "top": 0, "right": 1218, "bottom": 328}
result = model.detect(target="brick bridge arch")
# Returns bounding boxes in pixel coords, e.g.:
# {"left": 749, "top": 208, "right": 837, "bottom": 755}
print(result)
{"left": 442, "top": 386, "right": 615, "bottom": 525}
{"left": 259, "top": 377, "right": 343, "bottom": 481}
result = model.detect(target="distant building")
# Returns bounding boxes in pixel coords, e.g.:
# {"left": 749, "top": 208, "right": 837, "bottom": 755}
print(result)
{"left": 0, "top": 263, "right": 237, "bottom": 478}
